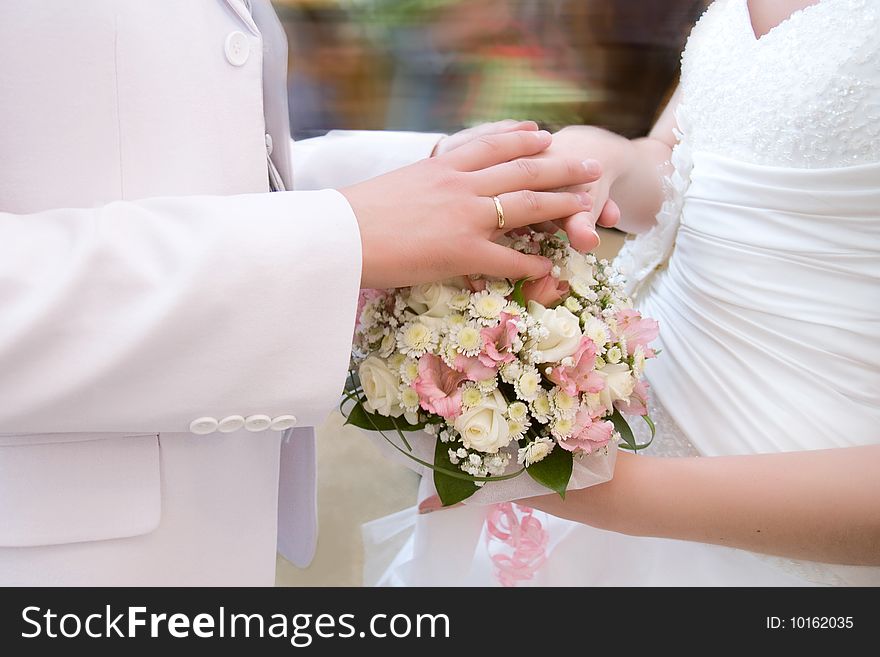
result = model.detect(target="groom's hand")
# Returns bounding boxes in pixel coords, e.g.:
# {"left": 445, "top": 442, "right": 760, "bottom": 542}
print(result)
{"left": 434, "top": 120, "right": 605, "bottom": 253}
{"left": 342, "top": 130, "right": 602, "bottom": 289}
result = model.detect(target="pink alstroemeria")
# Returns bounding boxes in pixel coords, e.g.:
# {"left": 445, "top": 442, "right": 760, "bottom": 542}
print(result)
{"left": 521, "top": 274, "right": 569, "bottom": 308}
{"left": 413, "top": 354, "right": 466, "bottom": 419}
{"left": 615, "top": 379, "right": 650, "bottom": 416}
{"left": 615, "top": 309, "right": 659, "bottom": 356}
{"left": 560, "top": 409, "right": 614, "bottom": 454}
{"left": 454, "top": 354, "right": 498, "bottom": 382}
{"left": 479, "top": 313, "right": 519, "bottom": 368}
{"left": 547, "top": 337, "right": 604, "bottom": 396}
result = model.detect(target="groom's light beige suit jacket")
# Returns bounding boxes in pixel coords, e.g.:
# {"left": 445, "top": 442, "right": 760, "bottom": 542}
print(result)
{"left": 0, "top": 0, "right": 440, "bottom": 585}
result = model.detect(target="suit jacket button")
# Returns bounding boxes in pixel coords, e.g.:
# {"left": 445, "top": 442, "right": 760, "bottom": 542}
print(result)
{"left": 224, "top": 31, "right": 250, "bottom": 66}
{"left": 190, "top": 416, "right": 219, "bottom": 435}
{"left": 218, "top": 415, "right": 245, "bottom": 433}
{"left": 270, "top": 414, "right": 297, "bottom": 431}
{"left": 245, "top": 414, "right": 272, "bottom": 432}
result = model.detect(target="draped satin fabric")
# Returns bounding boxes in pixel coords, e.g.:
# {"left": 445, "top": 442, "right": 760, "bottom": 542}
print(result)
{"left": 642, "top": 153, "right": 880, "bottom": 458}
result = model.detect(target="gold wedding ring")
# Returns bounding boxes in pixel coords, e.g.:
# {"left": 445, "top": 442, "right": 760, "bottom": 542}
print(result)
{"left": 492, "top": 195, "right": 505, "bottom": 229}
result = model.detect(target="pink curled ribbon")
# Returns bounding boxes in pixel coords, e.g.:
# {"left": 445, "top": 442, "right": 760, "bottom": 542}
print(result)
{"left": 485, "top": 503, "right": 548, "bottom": 587}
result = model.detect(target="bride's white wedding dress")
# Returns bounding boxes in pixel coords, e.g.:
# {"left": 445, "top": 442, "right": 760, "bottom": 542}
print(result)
{"left": 362, "top": 0, "right": 880, "bottom": 586}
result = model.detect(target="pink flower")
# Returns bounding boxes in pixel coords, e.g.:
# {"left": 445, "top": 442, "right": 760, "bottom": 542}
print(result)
{"left": 413, "top": 354, "right": 466, "bottom": 419}
{"left": 547, "top": 337, "right": 604, "bottom": 396}
{"left": 615, "top": 379, "right": 650, "bottom": 416}
{"left": 615, "top": 309, "right": 659, "bottom": 356}
{"left": 479, "top": 313, "right": 519, "bottom": 367}
{"left": 560, "top": 409, "right": 614, "bottom": 454}
{"left": 521, "top": 274, "right": 569, "bottom": 307}
{"left": 454, "top": 354, "right": 498, "bottom": 381}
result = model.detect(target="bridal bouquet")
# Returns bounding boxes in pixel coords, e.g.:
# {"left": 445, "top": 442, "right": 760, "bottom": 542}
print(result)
{"left": 345, "top": 231, "right": 658, "bottom": 506}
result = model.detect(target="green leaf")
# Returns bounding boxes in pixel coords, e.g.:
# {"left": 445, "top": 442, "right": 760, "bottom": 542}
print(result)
{"left": 610, "top": 408, "right": 655, "bottom": 452}
{"left": 511, "top": 278, "right": 528, "bottom": 308}
{"left": 433, "top": 438, "right": 478, "bottom": 506}
{"left": 343, "top": 402, "right": 425, "bottom": 433}
{"left": 526, "top": 444, "right": 573, "bottom": 499}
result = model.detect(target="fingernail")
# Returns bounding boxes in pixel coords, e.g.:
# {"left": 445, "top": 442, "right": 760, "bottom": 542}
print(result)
{"left": 577, "top": 191, "right": 592, "bottom": 208}
{"left": 536, "top": 130, "right": 552, "bottom": 141}
{"left": 591, "top": 229, "right": 601, "bottom": 247}
{"left": 582, "top": 159, "right": 601, "bottom": 175}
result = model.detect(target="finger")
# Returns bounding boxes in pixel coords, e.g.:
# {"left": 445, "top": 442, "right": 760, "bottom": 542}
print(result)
{"left": 596, "top": 198, "right": 621, "bottom": 228}
{"left": 492, "top": 190, "right": 592, "bottom": 231}
{"left": 557, "top": 211, "right": 601, "bottom": 251}
{"left": 473, "top": 157, "right": 602, "bottom": 196}
{"left": 475, "top": 119, "right": 539, "bottom": 136}
{"left": 478, "top": 241, "right": 552, "bottom": 280}
{"left": 444, "top": 130, "right": 552, "bottom": 171}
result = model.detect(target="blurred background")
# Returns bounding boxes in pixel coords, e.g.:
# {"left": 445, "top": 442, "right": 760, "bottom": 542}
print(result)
{"left": 276, "top": 0, "right": 708, "bottom": 139}
{"left": 272, "top": 0, "right": 708, "bottom": 586}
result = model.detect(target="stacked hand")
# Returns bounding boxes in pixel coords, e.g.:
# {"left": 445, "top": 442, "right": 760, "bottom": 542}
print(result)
{"left": 341, "top": 120, "right": 606, "bottom": 289}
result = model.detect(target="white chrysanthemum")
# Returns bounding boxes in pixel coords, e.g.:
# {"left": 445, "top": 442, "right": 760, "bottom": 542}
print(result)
{"left": 632, "top": 345, "right": 647, "bottom": 378}
{"left": 449, "top": 291, "right": 472, "bottom": 311}
{"left": 400, "top": 386, "right": 421, "bottom": 412}
{"left": 507, "top": 418, "right": 529, "bottom": 439}
{"left": 594, "top": 355, "right": 606, "bottom": 370}
{"left": 499, "top": 361, "right": 523, "bottom": 384}
{"left": 564, "top": 296, "right": 583, "bottom": 314}
{"left": 388, "top": 353, "right": 407, "bottom": 371}
{"left": 531, "top": 390, "right": 553, "bottom": 423}
{"left": 486, "top": 279, "right": 514, "bottom": 296}
{"left": 551, "top": 388, "right": 578, "bottom": 418}
{"left": 461, "top": 384, "right": 483, "bottom": 408}
{"left": 447, "top": 313, "right": 468, "bottom": 329}
{"left": 517, "top": 437, "right": 555, "bottom": 466}
{"left": 455, "top": 325, "right": 483, "bottom": 356}
{"left": 514, "top": 367, "right": 541, "bottom": 401}
{"left": 470, "top": 290, "right": 507, "bottom": 324}
{"left": 583, "top": 316, "right": 610, "bottom": 352}
{"left": 400, "top": 358, "right": 420, "bottom": 383}
{"left": 606, "top": 345, "right": 622, "bottom": 364}
{"left": 507, "top": 401, "right": 529, "bottom": 422}
{"left": 397, "top": 321, "right": 437, "bottom": 358}
{"left": 477, "top": 377, "right": 498, "bottom": 394}
{"left": 583, "top": 391, "right": 605, "bottom": 417}
{"left": 551, "top": 416, "right": 575, "bottom": 440}
{"left": 503, "top": 302, "right": 524, "bottom": 316}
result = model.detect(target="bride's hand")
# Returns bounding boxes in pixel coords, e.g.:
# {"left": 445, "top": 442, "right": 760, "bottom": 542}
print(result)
{"left": 528, "top": 126, "right": 622, "bottom": 250}
{"left": 431, "top": 119, "right": 542, "bottom": 157}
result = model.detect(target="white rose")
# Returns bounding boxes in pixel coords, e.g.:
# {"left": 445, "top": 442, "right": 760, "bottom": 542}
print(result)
{"left": 359, "top": 356, "right": 405, "bottom": 418}
{"left": 528, "top": 301, "right": 583, "bottom": 363}
{"left": 407, "top": 283, "right": 460, "bottom": 318}
{"left": 454, "top": 390, "right": 511, "bottom": 454}
{"left": 596, "top": 362, "right": 635, "bottom": 413}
